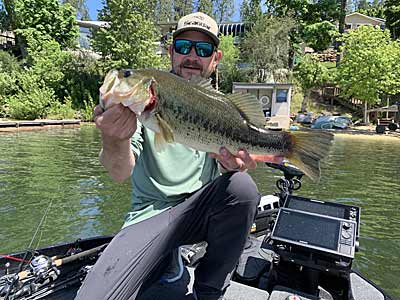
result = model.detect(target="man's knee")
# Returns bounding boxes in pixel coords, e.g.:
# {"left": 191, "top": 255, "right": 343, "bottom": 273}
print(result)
{"left": 225, "top": 172, "right": 260, "bottom": 207}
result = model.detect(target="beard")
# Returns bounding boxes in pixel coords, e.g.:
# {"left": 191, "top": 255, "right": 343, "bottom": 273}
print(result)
{"left": 173, "top": 57, "right": 207, "bottom": 79}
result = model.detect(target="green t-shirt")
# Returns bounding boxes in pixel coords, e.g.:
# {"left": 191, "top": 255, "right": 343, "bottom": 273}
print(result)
{"left": 123, "top": 121, "right": 220, "bottom": 227}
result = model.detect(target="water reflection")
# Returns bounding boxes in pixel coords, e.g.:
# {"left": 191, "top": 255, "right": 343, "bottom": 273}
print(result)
{"left": 0, "top": 127, "right": 399, "bottom": 298}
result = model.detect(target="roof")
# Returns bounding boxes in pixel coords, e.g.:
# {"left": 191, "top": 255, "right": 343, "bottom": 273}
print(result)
{"left": 76, "top": 20, "right": 247, "bottom": 36}
{"left": 345, "top": 12, "right": 385, "bottom": 24}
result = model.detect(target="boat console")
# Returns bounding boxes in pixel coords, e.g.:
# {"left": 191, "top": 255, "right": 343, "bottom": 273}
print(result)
{"left": 235, "top": 162, "right": 364, "bottom": 298}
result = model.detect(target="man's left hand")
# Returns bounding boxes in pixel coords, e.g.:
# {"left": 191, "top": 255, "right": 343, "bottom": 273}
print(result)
{"left": 209, "top": 147, "right": 284, "bottom": 172}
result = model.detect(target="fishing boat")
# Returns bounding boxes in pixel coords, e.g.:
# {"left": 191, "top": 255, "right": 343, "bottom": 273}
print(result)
{"left": 0, "top": 163, "right": 393, "bottom": 300}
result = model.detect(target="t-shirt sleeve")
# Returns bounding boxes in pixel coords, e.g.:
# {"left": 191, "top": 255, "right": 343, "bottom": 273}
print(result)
{"left": 131, "top": 120, "right": 144, "bottom": 159}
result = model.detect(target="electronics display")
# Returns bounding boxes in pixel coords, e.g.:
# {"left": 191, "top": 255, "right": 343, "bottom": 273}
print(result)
{"left": 283, "top": 195, "right": 360, "bottom": 237}
{"left": 271, "top": 208, "right": 357, "bottom": 258}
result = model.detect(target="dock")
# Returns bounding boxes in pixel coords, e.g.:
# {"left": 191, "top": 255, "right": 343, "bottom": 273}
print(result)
{"left": 0, "top": 119, "right": 81, "bottom": 132}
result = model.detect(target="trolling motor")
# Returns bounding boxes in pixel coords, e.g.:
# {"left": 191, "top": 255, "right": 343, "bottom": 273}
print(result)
{"left": 265, "top": 161, "right": 304, "bottom": 206}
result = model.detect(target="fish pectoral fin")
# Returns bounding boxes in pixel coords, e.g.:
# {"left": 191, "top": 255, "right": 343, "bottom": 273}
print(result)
{"left": 226, "top": 93, "right": 266, "bottom": 128}
{"left": 154, "top": 114, "right": 175, "bottom": 152}
{"left": 189, "top": 76, "right": 213, "bottom": 90}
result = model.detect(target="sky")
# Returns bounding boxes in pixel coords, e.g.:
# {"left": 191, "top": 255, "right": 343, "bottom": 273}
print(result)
{"left": 86, "top": 0, "right": 243, "bottom": 22}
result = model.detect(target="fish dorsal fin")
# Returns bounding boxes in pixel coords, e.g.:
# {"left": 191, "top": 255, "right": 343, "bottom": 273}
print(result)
{"left": 226, "top": 92, "right": 266, "bottom": 128}
{"left": 189, "top": 76, "right": 215, "bottom": 91}
{"left": 154, "top": 114, "right": 175, "bottom": 152}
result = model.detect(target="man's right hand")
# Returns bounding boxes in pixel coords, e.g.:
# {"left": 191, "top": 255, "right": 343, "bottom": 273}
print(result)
{"left": 94, "top": 104, "right": 137, "bottom": 141}
{"left": 94, "top": 104, "right": 137, "bottom": 182}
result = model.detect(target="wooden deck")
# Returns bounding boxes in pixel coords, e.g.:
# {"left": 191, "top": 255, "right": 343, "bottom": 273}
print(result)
{"left": 0, "top": 119, "right": 81, "bottom": 132}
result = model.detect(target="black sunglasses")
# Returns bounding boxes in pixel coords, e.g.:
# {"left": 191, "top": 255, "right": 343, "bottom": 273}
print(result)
{"left": 173, "top": 39, "right": 216, "bottom": 58}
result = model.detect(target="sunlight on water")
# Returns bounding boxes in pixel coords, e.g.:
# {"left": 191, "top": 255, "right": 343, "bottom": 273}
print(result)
{"left": 0, "top": 126, "right": 399, "bottom": 298}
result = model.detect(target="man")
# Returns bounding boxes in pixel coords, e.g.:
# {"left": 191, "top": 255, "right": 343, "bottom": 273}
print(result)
{"left": 75, "top": 12, "right": 281, "bottom": 300}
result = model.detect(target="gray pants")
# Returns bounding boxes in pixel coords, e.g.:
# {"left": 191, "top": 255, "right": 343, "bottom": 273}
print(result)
{"left": 75, "top": 172, "right": 260, "bottom": 300}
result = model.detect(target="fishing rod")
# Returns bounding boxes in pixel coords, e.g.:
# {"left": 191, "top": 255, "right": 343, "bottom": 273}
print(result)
{"left": 1, "top": 240, "right": 108, "bottom": 299}
{"left": 3, "top": 198, "right": 54, "bottom": 300}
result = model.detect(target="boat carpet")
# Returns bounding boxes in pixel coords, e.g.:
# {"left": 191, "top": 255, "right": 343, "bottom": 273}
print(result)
{"left": 138, "top": 266, "right": 270, "bottom": 300}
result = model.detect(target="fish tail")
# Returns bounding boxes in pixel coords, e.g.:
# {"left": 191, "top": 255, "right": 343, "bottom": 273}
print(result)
{"left": 287, "top": 131, "right": 334, "bottom": 182}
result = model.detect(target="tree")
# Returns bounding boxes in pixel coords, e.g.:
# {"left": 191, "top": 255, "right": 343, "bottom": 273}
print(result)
{"left": 2, "top": 0, "right": 78, "bottom": 50}
{"left": 62, "top": 0, "right": 90, "bottom": 20}
{"left": 154, "top": 0, "right": 176, "bottom": 22}
{"left": 0, "top": 3, "right": 10, "bottom": 31}
{"left": 195, "top": 0, "right": 213, "bottom": 18}
{"left": 173, "top": 0, "right": 194, "bottom": 20}
{"left": 240, "top": 15, "right": 295, "bottom": 82}
{"left": 240, "top": 0, "right": 263, "bottom": 24}
{"left": 294, "top": 54, "right": 331, "bottom": 112}
{"left": 213, "top": 0, "right": 234, "bottom": 23}
{"left": 302, "top": 21, "right": 338, "bottom": 52}
{"left": 217, "top": 35, "right": 241, "bottom": 93}
{"left": 337, "top": 26, "right": 400, "bottom": 105}
{"left": 356, "top": 0, "right": 385, "bottom": 19}
{"left": 384, "top": 0, "right": 400, "bottom": 39}
{"left": 92, "top": 0, "right": 167, "bottom": 70}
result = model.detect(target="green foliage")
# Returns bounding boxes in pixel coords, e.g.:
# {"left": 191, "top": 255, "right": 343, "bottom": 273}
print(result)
{"left": 3, "top": 0, "right": 79, "bottom": 50}
{"left": 172, "top": 0, "right": 194, "bottom": 19}
{"left": 213, "top": 0, "right": 234, "bottom": 23}
{"left": 154, "top": 0, "right": 175, "bottom": 22}
{"left": 61, "top": 51, "right": 103, "bottom": 109}
{"left": 218, "top": 35, "right": 241, "bottom": 93}
{"left": 240, "top": 0, "right": 263, "bottom": 24}
{"left": 294, "top": 54, "right": 331, "bottom": 91}
{"left": 302, "top": 21, "right": 338, "bottom": 52}
{"left": 294, "top": 54, "right": 332, "bottom": 112}
{"left": 357, "top": 1, "right": 385, "bottom": 19}
{"left": 196, "top": 0, "right": 214, "bottom": 18}
{"left": 0, "top": 4, "right": 11, "bottom": 31}
{"left": 337, "top": 26, "right": 400, "bottom": 105}
{"left": 241, "top": 15, "right": 295, "bottom": 82}
{"left": 62, "top": 0, "right": 90, "bottom": 20}
{"left": 6, "top": 72, "right": 55, "bottom": 120}
{"left": 47, "top": 97, "right": 76, "bottom": 120}
{"left": 92, "top": 0, "right": 165, "bottom": 70}
{"left": 0, "top": 51, "right": 22, "bottom": 117}
{"left": 384, "top": 0, "right": 400, "bottom": 39}
{"left": 21, "top": 31, "right": 72, "bottom": 89}
{"left": 79, "top": 95, "right": 96, "bottom": 121}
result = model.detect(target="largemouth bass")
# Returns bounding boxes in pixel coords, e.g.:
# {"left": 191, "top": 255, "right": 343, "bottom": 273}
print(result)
{"left": 100, "top": 69, "right": 333, "bottom": 181}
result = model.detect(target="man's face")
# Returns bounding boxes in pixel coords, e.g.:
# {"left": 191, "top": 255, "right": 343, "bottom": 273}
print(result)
{"left": 169, "top": 31, "right": 223, "bottom": 80}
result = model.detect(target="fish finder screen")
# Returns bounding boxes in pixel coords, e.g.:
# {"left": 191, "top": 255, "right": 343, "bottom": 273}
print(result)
{"left": 273, "top": 210, "right": 340, "bottom": 250}
{"left": 286, "top": 199, "right": 346, "bottom": 219}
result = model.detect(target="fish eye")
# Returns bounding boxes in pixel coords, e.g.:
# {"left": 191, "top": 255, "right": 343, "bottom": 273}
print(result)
{"left": 123, "top": 70, "right": 132, "bottom": 78}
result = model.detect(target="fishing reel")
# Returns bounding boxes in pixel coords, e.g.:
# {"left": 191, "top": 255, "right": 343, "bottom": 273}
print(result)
{"left": 0, "top": 255, "right": 60, "bottom": 299}
{"left": 29, "top": 255, "right": 60, "bottom": 283}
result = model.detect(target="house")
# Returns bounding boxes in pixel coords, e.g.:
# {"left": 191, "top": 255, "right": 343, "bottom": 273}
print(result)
{"left": 344, "top": 12, "right": 385, "bottom": 31}
{"left": 232, "top": 82, "right": 293, "bottom": 129}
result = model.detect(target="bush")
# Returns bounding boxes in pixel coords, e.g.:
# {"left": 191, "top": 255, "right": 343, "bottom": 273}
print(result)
{"left": 0, "top": 51, "right": 22, "bottom": 117}
{"left": 79, "top": 94, "right": 96, "bottom": 121}
{"left": 5, "top": 72, "right": 54, "bottom": 120}
{"left": 47, "top": 97, "right": 76, "bottom": 120}
{"left": 61, "top": 51, "right": 102, "bottom": 109}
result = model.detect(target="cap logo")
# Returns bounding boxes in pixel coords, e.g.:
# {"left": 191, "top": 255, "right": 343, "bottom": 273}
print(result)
{"left": 183, "top": 20, "right": 211, "bottom": 30}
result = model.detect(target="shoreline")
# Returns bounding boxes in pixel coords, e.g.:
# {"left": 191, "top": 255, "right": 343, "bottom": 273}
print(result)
{"left": 0, "top": 119, "right": 399, "bottom": 140}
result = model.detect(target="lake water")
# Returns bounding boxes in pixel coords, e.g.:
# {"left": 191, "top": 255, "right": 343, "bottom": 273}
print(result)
{"left": 0, "top": 125, "right": 399, "bottom": 298}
